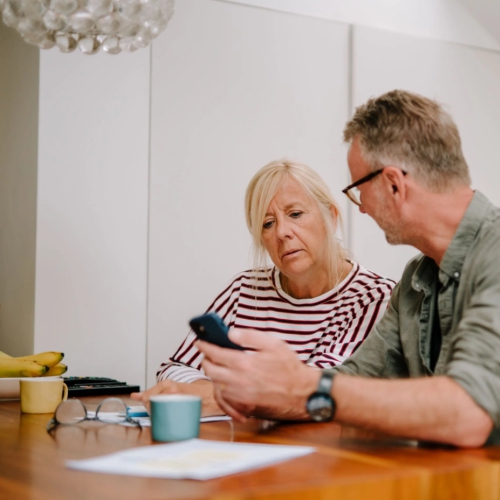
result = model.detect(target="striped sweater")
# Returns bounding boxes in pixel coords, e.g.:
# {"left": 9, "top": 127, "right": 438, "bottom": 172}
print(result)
{"left": 157, "top": 262, "right": 395, "bottom": 383}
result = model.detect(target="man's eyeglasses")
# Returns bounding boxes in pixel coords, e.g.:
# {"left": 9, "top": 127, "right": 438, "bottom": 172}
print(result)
{"left": 342, "top": 168, "right": 407, "bottom": 206}
{"left": 46, "top": 397, "right": 142, "bottom": 434}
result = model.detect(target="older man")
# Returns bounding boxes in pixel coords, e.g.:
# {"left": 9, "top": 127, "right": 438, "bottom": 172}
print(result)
{"left": 198, "top": 90, "right": 500, "bottom": 448}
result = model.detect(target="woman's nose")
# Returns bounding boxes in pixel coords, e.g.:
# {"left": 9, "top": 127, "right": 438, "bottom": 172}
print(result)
{"left": 275, "top": 219, "right": 293, "bottom": 239}
{"left": 359, "top": 204, "right": 366, "bottom": 214}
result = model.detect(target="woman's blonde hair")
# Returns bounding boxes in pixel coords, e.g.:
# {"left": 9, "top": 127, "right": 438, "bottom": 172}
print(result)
{"left": 244, "top": 160, "right": 348, "bottom": 289}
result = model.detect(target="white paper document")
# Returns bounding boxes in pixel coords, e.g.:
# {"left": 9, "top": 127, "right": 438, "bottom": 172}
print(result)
{"left": 66, "top": 439, "right": 315, "bottom": 480}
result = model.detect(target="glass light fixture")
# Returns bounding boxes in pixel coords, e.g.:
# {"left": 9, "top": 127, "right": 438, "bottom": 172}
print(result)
{"left": 0, "top": 0, "right": 174, "bottom": 54}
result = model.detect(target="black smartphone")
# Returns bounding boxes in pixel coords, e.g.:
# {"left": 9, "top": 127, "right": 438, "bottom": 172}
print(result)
{"left": 189, "top": 313, "right": 244, "bottom": 350}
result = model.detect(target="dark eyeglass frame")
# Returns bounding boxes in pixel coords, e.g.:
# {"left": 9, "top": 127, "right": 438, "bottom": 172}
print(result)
{"left": 46, "top": 397, "right": 142, "bottom": 434}
{"left": 342, "top": 168, "right": 407, "bottom": 206}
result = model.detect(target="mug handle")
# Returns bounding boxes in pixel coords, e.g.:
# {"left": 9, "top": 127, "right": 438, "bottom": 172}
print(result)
{"left": 62, "top": 383, "right": 68, "bottom": 401}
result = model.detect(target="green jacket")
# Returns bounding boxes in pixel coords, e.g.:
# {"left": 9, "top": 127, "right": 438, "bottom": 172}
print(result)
{"left": 334, "top": 191, "right": 500, "bottom": 442}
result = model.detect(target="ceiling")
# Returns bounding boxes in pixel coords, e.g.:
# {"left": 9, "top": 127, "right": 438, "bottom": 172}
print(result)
{"left": 459, "top": 0, "right": 500, "bottom": 47}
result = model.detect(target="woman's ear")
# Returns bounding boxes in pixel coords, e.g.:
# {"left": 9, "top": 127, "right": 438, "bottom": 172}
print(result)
{"left": 329, "top": 203, "right": 338, "bottom": 218}
{"left": 329, "top": 204, "right": 339, "bottom": 231}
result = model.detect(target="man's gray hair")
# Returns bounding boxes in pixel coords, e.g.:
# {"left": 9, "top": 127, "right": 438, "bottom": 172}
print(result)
{"left": 343, "top": 90, "right": 471, "bottom": 191}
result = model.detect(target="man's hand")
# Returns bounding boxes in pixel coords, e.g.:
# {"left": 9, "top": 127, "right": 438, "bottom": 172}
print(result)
{"left": 198, "top": 328, "right": 320, "bottom": 422}
{"left": 130, "top": 379, "right": 223, "bottom": 417}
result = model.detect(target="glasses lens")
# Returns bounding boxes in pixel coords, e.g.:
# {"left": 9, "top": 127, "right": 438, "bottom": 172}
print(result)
{"left": 353, "top": 187, "right": 362, "bottom": 205}
{"left": 96, "top": 398, "right": 127, "bottom": 423}
{"left": 346, "top": 187, "right": 361, "bottom": 206}
{"left": 55, "top": 399, "right": 87, "bottom": 424}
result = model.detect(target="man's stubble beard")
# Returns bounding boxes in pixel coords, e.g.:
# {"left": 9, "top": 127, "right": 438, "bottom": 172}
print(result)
{"left": 372, "top": 189, "right": 406, "bottom": 246}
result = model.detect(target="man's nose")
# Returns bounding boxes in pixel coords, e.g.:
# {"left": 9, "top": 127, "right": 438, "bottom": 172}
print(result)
{"left": 359, "top": 204, "right": 366, "bottom": 214}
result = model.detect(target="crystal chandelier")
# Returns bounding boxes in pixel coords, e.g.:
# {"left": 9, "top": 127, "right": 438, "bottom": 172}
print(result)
{"left": 0, "top": 0, "right": 174, "bottom": 54}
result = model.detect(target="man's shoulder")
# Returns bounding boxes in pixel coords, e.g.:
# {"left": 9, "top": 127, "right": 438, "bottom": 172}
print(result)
{"left": 467, "top": 210, "right": 500, "bottom": 270}
{"left": 469, "top": 191, "right": 500, "bottom": 239}
{"left": 463, "top": 193, "right": 500, "bottom": 262}
{"left": 479, "top": 205, "right": 500, "bottom": 238}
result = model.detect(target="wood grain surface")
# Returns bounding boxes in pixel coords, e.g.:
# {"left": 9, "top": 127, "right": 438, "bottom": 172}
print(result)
{"left": 0, "top": 396, "right": 498, "bottom": 500}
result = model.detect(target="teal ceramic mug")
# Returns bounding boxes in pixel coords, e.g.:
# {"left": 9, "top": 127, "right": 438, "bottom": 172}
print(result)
{"left": 150, "top": 394, "right": 202, "bottom": 442}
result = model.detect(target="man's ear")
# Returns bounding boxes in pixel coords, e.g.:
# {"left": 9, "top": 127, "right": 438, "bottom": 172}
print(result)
{"left": 382, "top": 167, "right": 407, "bottom": 203}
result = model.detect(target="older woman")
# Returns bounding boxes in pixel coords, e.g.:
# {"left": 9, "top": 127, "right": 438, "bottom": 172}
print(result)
{"left": 132, "top": 161, "right": 394, "bottom": 415}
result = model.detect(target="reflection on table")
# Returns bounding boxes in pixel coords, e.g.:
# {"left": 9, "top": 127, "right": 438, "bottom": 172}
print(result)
{"left": 1, "top": 396, "right": 499, "bottom": 500}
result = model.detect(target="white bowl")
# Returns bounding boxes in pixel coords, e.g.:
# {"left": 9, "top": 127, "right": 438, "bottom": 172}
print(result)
{"left": 0, "top": 378, "right": 22, "bottom": 400}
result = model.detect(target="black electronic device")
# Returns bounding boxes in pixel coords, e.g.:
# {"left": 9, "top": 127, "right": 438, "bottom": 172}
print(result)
{"left": 189, "top": 312, "right": 244, "bottom": 350}
{"left": 63, "top": 377, "right": 141, "bottom": 397}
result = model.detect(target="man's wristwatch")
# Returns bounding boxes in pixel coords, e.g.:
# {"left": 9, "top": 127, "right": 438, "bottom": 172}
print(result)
{"left": 306, "top": 370, "right": 336, "bottom": 422}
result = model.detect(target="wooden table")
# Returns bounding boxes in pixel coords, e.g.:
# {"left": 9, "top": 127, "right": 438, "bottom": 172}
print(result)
{"left": 1, "top": 396, "right": 499, "bottom": 500}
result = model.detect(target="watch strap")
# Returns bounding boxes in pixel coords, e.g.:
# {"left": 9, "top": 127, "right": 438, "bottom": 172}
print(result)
{"left": 317, "top": 370, "right": 335, "bottom": 395}
{"left": 306, "top": 370, "right": 336, "bottom": 422}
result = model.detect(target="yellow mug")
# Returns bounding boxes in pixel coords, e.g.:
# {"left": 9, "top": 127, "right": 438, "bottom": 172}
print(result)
{"left": 20, "top": 377, "right": 68, "bottom": 414}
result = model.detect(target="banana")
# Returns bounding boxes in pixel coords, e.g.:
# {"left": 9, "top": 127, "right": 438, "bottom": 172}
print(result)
{"left": 0, "top": 350, "right": 66, "bottom": 374}
{"left": 15, "top": 351, "right": 64, "bottom": 368}
{"left": 43, "top": 363, "right": 68, "bottom": 377}
{"left": 0, "top": 358, "right": 49, "bottom": 377}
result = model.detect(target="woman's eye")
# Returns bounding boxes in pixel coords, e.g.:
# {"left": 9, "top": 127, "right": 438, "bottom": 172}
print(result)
{"left": 263, "top": 220, "right": 274, "bottom": 229}
{"left": 290, "top": 211, "right": 302, "bottom": 219}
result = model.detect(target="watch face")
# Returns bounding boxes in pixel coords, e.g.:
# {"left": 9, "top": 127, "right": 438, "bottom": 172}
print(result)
{"left": 307, "top": 393, "right": 334, "bottom": 422}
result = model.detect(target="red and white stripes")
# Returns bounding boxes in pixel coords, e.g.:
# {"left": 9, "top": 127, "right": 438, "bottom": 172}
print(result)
{"left": 157, "top": 262, "right": 395, "bottom": 383}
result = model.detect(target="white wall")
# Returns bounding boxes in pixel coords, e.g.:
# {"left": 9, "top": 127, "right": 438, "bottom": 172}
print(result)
{"left": 147, "top": 0, "right": 350, "bottom": 386}
{"left": 217, "top": 0, "right": 500, "bottom": 51}
{"left": 350, "top": 25, "right": 500, "bottom": 279}
{"left": 0, "top": 25, "right": 39, "bottom": 357}
{"left": 29, "top": 0, "right": 500, "bottom": 389}
{"left": 36, "top": 50, "right": 151, "bottom": 387}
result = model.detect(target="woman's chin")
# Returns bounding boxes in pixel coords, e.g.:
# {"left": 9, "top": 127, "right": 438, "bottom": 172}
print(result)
{"left": 280, "top": 264, "right": 312, "bottom": 281}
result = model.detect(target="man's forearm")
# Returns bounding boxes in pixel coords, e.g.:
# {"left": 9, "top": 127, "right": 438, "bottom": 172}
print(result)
{"left": 197, "top": 329, "right": 494, "bottom": 446}
{"left": 333, "top": 374, "right": 493, "bottom": 447}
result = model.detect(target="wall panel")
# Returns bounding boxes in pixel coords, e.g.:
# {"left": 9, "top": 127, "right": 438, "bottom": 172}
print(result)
{"left": 351, "top": 25, "right": 500, "bottom": 280}
{"left": 147, "top": 0, "right": 350, "bottom": 386}
{"left": 0, "top": 25, "right": 39, "bottom": 356}
{"left": 36, "top": 51, "right": 150, "bottom": 386}
{"left": 216, "top": 0, "right": 500, "bottom": 51}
